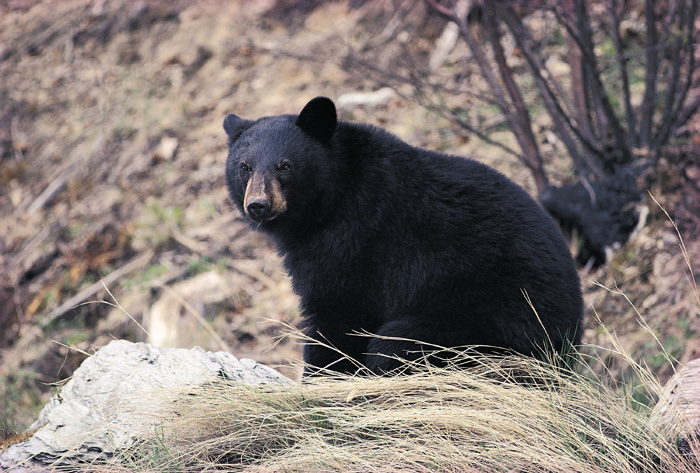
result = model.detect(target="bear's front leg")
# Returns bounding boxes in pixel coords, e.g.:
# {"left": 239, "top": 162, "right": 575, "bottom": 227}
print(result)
{"left": 363, "top": 319, "right": 477, "bottom": 375}
{"left": 302, "top": 321, "right": 370, "bottom": 377}
{"left": 303, "top": 343, "right": 365, "bottom": 377}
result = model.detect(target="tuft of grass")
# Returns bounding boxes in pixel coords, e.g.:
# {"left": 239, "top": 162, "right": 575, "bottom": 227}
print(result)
{"left": 105, "top": 346, "right": 699, "bottom": 473}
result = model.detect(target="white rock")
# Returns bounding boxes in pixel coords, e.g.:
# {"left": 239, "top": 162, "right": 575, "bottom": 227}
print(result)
{"left": 0, "top": 340, "right": 290, "bottom": 469}
{"left": 650, "top": 358, "right": 700, "bottom": 442}
{"left": 336, "top": 87, "right": 397, "bottom": 110}
{"left": 153, "top": 136, "right": 179, "bottom": 161}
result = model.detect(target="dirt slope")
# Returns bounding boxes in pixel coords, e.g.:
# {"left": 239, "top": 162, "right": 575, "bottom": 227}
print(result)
{"left": 1, "top": 0, "right": 698, "bottom": 434}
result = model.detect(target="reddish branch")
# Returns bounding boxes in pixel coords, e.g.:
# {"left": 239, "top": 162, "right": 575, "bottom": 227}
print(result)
{"left": 427, "top": 0, "right": 549, "bottom": 191}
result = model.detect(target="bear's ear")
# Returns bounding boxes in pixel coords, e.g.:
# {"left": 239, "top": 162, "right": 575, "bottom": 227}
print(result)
{"left": 296, "top": 97, "right": 337, "bottom": 144}
{"left": 223, "top": 114, "right": 252, "bottom": 143}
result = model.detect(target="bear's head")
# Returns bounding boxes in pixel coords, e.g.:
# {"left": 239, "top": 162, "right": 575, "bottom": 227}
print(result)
{"left": 224, "top": 97, "right": 340, "bottom": 228}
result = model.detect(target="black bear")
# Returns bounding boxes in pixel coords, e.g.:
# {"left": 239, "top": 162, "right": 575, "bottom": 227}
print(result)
{"left": 224, "top": 97, "right": 583, "bottom": 376}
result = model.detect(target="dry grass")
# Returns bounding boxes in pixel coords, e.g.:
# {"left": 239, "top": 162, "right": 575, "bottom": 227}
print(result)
{"left": 104, "top": 344, "right": 698, "bottom": 473}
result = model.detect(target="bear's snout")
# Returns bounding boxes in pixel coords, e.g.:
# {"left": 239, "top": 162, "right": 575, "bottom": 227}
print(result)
{"left": 246, "top": 198, "right": 272, "bottom": 221}
{"left": 241, "top": 172, "right": 288, "bottom": 222}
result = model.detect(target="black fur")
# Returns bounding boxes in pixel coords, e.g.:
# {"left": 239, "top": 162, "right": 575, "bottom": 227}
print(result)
{"left": 224, "top": 97, "right": 584, "bottom": 376}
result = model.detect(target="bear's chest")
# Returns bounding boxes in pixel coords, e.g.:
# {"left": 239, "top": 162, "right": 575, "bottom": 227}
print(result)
{"left": 280, "top": 233, "right": 423, "bottom": 322}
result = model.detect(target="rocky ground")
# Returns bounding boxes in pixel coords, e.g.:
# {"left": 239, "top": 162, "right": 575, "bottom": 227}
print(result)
{"left": 1, "top": 0, "right": 699, "bottom": 437}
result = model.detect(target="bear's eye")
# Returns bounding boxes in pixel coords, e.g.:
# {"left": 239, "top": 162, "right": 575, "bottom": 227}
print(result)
{"left": 239, "top": 162, "right": 251, "bottom": 174}
{"left": 277, "top": 161, "right": 292, "bottom": 173}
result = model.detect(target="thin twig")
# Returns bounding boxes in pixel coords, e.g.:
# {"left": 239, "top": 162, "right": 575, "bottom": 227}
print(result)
{"left": 26, "top": 168, "right": 73, "bottom": 213}
{"left": 10, "top": 116, "right": 25, "bottom": 162}
{"left": 639, "top": 0, "right": 659, "bottom": 147}
{"left": 40, "top": 249, "right": 155, "bottom": 329}
{"left": 501, "top": 4, "right": 589, "bottom": 183}
{"left": 555, "top": 1, "right": 632, "bottom": 168}
{"left": 608, "top": 0, "right": 636, "bottom": 148}
{"left": 424, "top": 0, "right": 454, "bottom": 19}
{"left": 102, "top": 282, "right": 150, "bottom": 336}
{"left": 483, "top": 2, "right": 549, "bottom": 191}
{"left": 442, "top": 0, "right": 550, "bottom": 188}
{"left": 396, "top": 84, "right": 523, "bottom": 159}
{"left": 654, "top": 0, "right": 698, "bottom": 149}
{"left": 654, "top": 1, "right": 686, "bottom": 149}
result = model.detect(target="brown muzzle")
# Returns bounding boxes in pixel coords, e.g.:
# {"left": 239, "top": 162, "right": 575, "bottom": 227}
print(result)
{"left": 243, "top": 172, "right": 287, "bottom": 222}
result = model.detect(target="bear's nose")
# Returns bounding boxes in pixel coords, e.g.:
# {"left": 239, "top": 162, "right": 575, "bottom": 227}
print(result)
{"left": 246, "top": 199, "right": 271, "bottom": 221}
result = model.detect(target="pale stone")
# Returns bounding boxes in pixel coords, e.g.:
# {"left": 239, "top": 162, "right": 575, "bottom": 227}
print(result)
{"left": 0, "top": 340, "right": 290, "bottom": 470}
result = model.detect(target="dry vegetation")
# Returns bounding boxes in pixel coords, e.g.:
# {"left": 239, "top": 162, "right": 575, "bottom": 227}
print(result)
{"left": 1, "top": 0, "right": 699, "bottom": 463}
{"left": 102, "top": 349, "right": 699, "bottom": 472}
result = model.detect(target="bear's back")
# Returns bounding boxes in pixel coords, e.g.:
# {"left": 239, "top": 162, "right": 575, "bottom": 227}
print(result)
{"left": 334, "top": 122, "right": 562, "bottom": 255}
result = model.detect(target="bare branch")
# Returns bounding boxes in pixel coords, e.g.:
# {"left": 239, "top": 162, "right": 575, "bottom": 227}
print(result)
{"left": 425, "top": 0, "right": 457, "bottom": 19}
{"left": 573, "top": 0, "right": 633, "bottom": 166}
{"left": 654, "top": 0, "right": 699, "bottom": 149}
{"left": 423, "top": 99, "right": 524, "bottom": 159}
{"left": 607, "top": 0, "right": 636, "bottom": 148}
{"left": 564, "top": 0, "right": 593, "bottom": 143}
{"left": 500, "top": 3, "right": 607, "bottom": 181}
{"left": 340, "top": 45, "right": 522, "bottom": 159}
{"left": 482, "top": 2, "right": 548, "bottom": 190}
{"left": 424, "top": 0, "right": 551, "bottom": 190}
{"left": 639, "top": 0, "right": 659, "bottom": 147}
{"left": 654, "top": 1, "right": 686, "bottom": 149}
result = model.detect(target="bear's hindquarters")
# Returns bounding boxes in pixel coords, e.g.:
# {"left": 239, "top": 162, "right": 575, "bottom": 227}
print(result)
{"left": 363, "top": 315, "right": 580, "bottom": 375}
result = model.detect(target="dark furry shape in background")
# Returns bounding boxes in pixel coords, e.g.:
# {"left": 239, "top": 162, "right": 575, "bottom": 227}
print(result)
{"left": 540, "top": 169, "right": 641, "bottom": 267}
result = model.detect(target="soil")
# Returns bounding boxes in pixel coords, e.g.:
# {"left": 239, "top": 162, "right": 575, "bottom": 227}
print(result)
{"left": 1, "top": 0, "right": 699, "bottom": 435}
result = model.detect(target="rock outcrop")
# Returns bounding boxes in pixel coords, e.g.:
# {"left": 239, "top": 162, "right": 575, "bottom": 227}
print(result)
{"left": 2, "top": 339, "right": 698, "bottom": 472}
{"left": 650, "top": 357, "right": 700, "bottom": 447}
{"left": 0, "top": 340, "right": 290, "bottom": 471}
